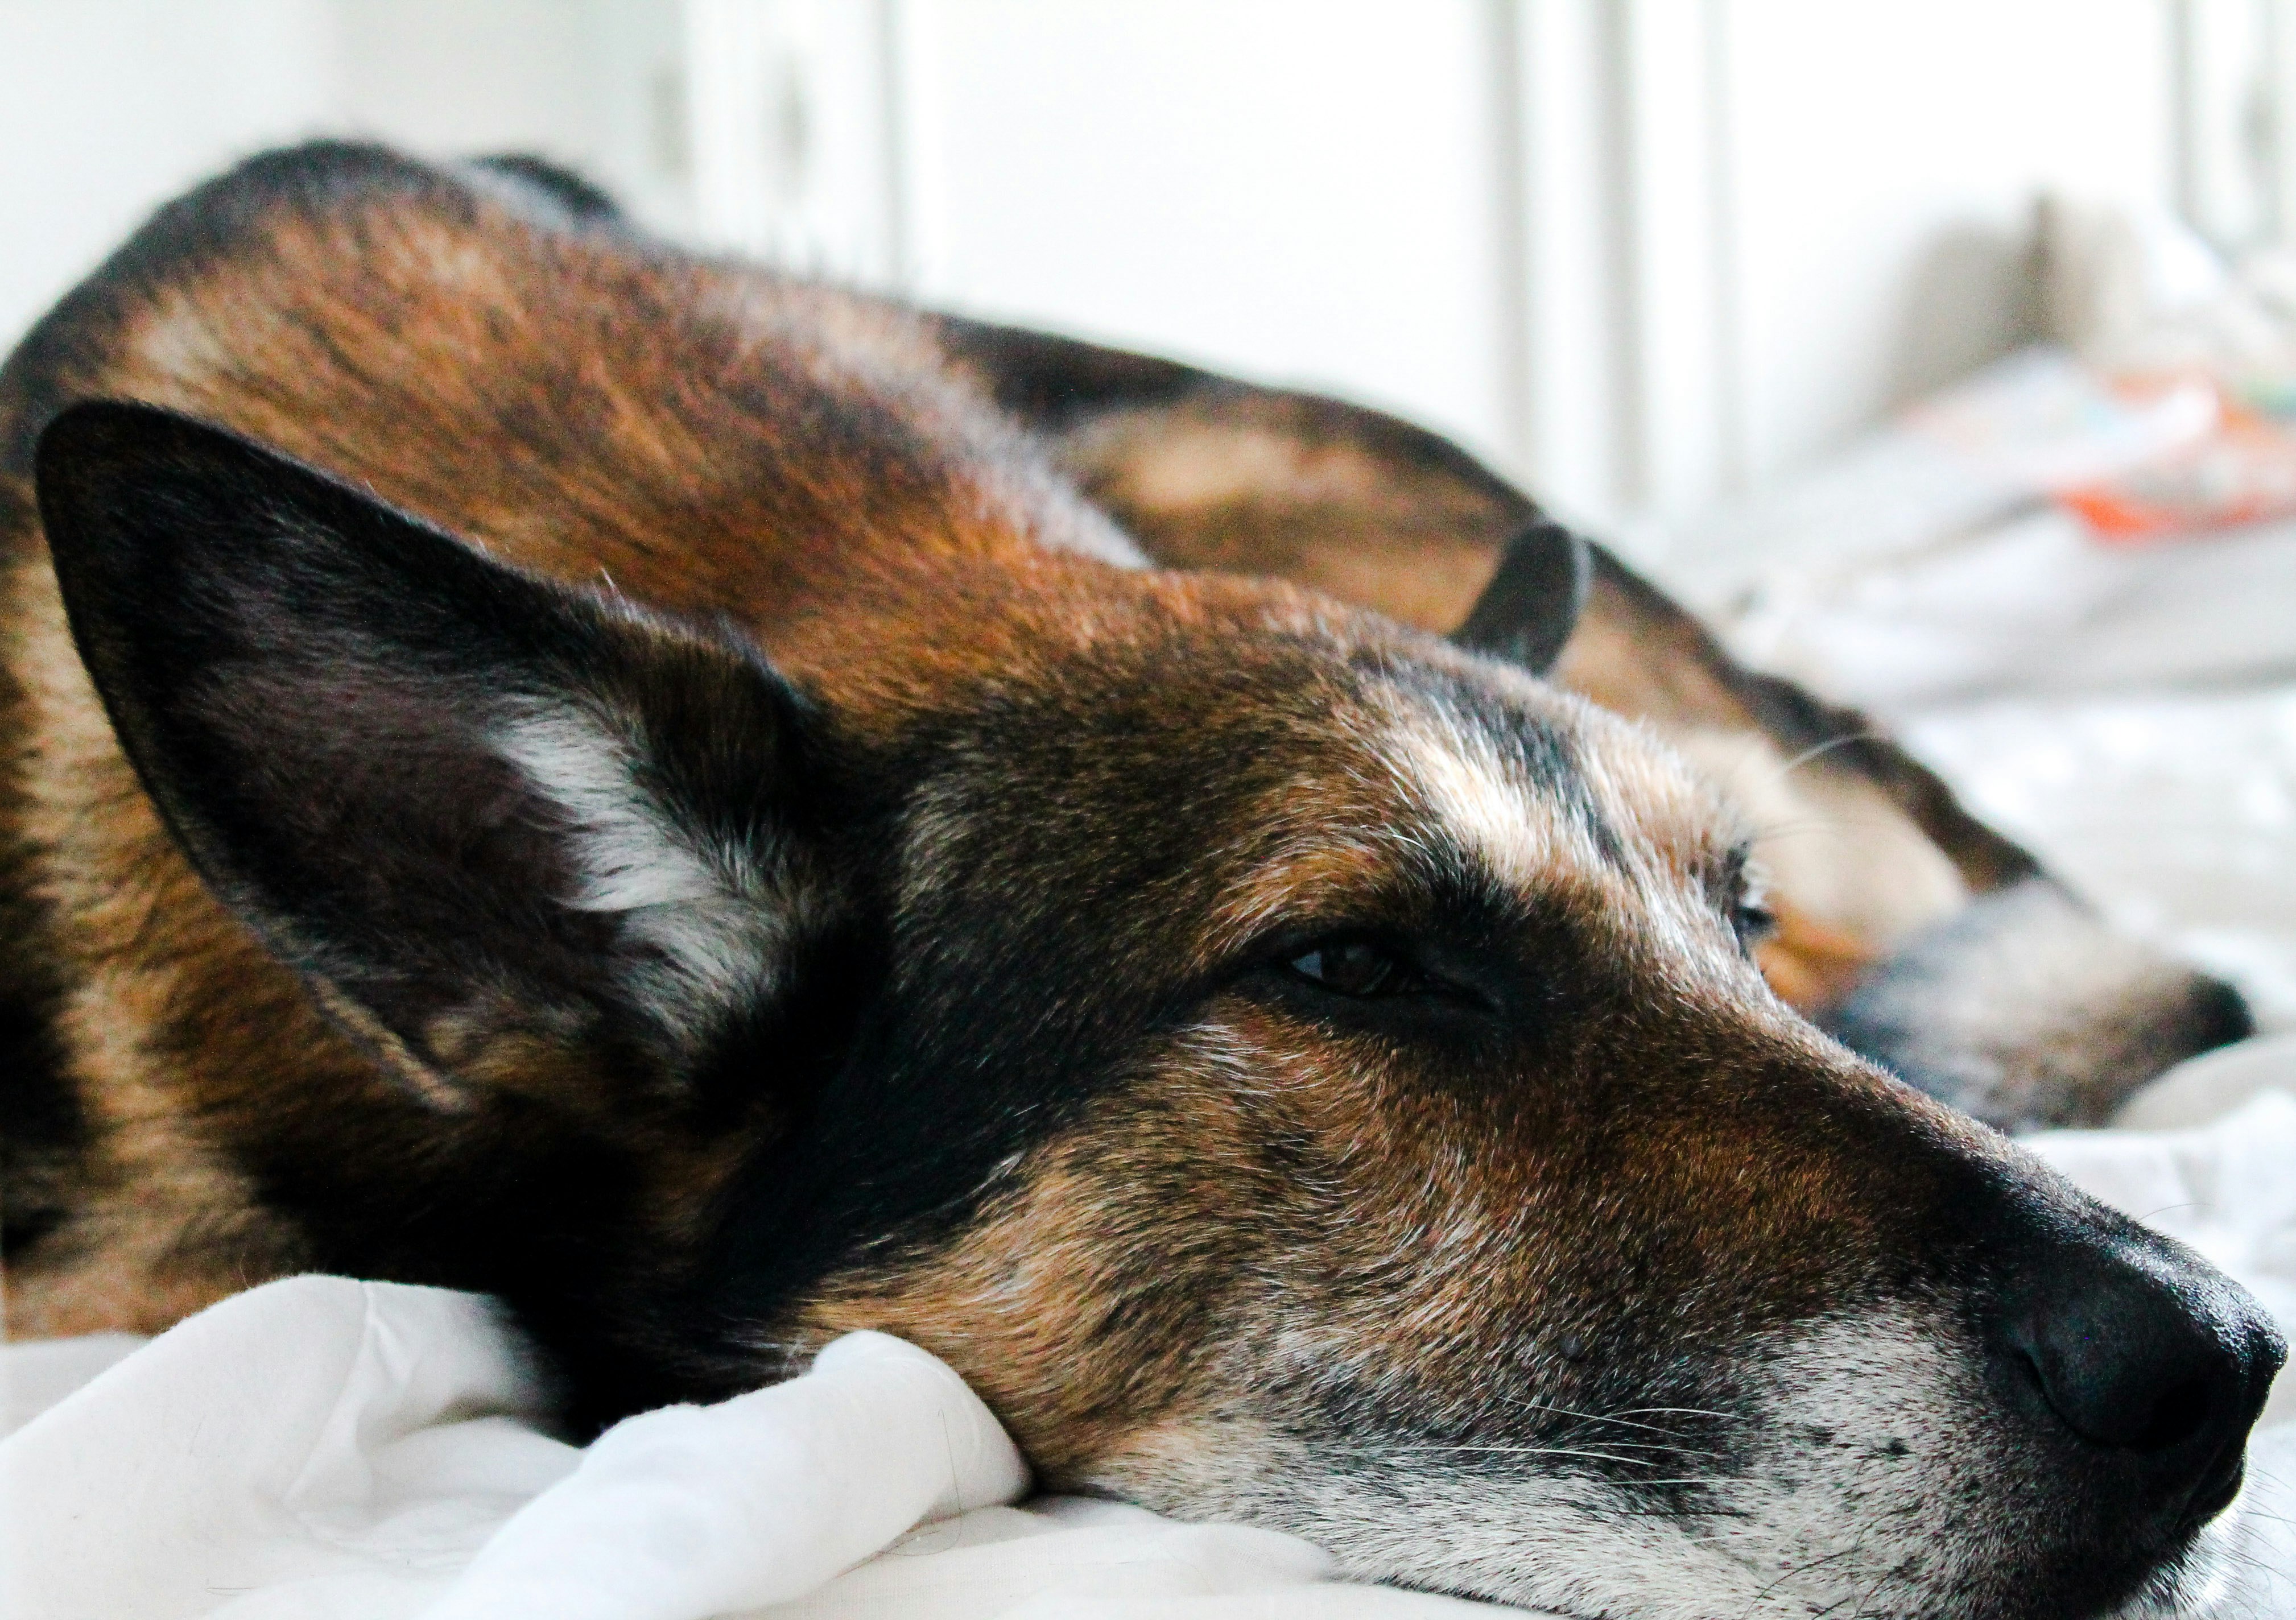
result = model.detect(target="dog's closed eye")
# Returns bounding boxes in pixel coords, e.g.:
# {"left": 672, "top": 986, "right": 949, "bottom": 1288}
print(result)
{"left": 1732, "top": 898, "right": 1777, "bottom": 953}
{"left": 1268, "top": 931, "right": 1511, "bottom": 1020}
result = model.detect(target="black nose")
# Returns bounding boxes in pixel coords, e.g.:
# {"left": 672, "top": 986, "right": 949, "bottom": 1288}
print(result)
{"left": 1994, "top": 1230, "right": 2285, "bottom": 1523}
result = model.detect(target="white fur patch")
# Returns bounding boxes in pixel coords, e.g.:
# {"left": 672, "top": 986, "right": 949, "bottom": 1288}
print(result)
{"left": 495, "top": 702, "right": 786, "bottom": 1034}
{"left": 1382, "top": 706, "right": 1726, "bottom": 973}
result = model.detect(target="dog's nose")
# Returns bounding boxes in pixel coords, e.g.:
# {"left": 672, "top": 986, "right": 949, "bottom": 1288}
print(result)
{"left": 1994, "top": 1231, "right": 2285, "bottom": 1523}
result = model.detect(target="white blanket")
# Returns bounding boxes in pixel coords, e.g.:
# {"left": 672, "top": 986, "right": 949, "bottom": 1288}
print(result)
{"left": 0, "top": 1280, "right": 1477, "bottom": 1618}
{"left": 6, "top": 1041, "right": 2295, "bottom": 1619}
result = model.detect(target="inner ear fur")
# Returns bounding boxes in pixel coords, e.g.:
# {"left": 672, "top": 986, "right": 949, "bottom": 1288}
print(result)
{"left": 36, "top": 399, "right": 835, "bottom": 1109}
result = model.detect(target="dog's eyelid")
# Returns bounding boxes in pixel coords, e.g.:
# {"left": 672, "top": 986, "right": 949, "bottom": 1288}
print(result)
{"left": 1732, "top": 899, "right": 1778, "bottom": 947}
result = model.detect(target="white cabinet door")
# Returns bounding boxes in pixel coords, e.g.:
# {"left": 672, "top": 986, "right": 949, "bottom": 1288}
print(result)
{"left": 890, "top": 0, "right": 1522, "bottom": 472}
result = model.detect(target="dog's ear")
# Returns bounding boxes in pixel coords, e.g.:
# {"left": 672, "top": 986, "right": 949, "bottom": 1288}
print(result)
{"left": 38, "top": 400, "right": 848, "bottom": 1111}
{"left": 1450, "top": 520, "right": 1591, "bottom": 675}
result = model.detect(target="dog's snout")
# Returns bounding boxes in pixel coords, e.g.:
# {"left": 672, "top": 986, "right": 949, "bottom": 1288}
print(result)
{"left": 1992, "top": 1229, "right": 2285, "bottom": 1522}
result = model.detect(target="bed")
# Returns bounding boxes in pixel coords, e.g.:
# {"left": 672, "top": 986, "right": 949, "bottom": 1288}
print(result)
{"left": 6, "top": 348, "right": 2296, "bottom": 1618}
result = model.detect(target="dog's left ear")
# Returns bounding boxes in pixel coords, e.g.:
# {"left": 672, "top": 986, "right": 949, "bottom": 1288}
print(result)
{"left": 38, "top": 400, "right": 852, "bottom": 1110}
{"left": 1450, "top": 519, "right": 1591, "bottom": 675}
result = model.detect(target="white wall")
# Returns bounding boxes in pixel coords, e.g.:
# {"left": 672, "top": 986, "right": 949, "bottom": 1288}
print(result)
{"left": 0, "top": 0, "right": 685, "bottom": 358}
{"left": 0, "top": 1, "right": 2206, "bottom": 533}
{"left": 335, "top": 0, "right": 691, "bottom": 228}
{"left": 1721, "top": 0, "right": 2174, "bottom": 490}
{"left": 894, "top": 0, "right": 1520, "bottom": 469}
{"left": 0, "top": 0, "right": 337, "bottom": 354}
{"left": 1504, "top": 0, "right": 2178, "bottom": 524}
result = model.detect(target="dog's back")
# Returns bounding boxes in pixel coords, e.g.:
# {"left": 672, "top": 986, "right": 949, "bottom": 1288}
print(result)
{"left": 3, "top": 145, "right": 1140, "bottom": 619}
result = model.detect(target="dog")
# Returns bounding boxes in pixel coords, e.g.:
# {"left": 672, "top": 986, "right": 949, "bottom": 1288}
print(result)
{"left": 0, "top": 143, "right": 2281, "bottom": 1619}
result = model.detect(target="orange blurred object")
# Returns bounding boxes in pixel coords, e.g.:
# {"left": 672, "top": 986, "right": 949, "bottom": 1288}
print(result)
{"left": 2057, "top": 398, "right": 2296, "bottom": 543}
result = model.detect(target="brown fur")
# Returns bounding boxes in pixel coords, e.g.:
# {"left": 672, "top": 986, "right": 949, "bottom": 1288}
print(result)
{"left": 0, "top": 146, "right": 2278, "bottom": 1620}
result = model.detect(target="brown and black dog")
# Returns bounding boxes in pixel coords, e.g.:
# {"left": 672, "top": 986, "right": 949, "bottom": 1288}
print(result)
{"left": 0, "top": 144, "right": 2281, "bottom": 1619}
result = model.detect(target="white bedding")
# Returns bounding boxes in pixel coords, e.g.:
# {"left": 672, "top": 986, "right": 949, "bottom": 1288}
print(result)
{"left": 0, "top": 1279, "right": 1475, "bottom": 1619}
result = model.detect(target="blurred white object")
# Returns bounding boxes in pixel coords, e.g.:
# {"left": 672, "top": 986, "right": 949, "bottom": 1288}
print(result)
{"left": 0, "top": 1278, "right": 1444, "bottom": 1618}
{"left": 420, "top": 1329, "right": 1025, "bottom": 1620}
{"left": 1663, "top": 349, "right": 2218, "bottom": 604}
{"left": 1718, "top": 502, "right": 2296, "bottom": 708}
{"left": 1665, "top": 193, "right": 2296, "bottom": 711}
{"left": 2040, "top": 189, "right": 2296, "bottom": 410}
{"left": 1661, "top": 343, "right": 2296, "bottom": 708}
{"left": 2036, "top": 193, "right": 2232, "bottom": 366}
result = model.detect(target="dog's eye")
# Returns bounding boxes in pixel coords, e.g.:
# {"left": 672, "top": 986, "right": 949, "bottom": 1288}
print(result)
{"left": 1732, "top": 899, "right": 1777, "bottom": 952}
{"left": 1286, "top": 937, "right": 1424, "bottom": 998}
{"left": 1724, "top": 852, "right": 1776, "bottom": 956}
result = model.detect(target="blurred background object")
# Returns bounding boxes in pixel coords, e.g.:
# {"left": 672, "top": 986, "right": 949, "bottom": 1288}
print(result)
{"left": 4, "top": 0, "right": 2269, "bottom": 532}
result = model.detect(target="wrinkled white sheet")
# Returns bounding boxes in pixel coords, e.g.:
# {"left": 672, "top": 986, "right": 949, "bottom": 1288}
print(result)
{"left": 4, "top": 1042, "right": 2294, "bottom": 1620}
{"left": 0, "top": 1278, "right": 1493, "bottom": 1619}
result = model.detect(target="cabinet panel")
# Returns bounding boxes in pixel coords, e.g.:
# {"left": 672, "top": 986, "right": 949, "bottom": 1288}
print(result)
{"left": 894, "top": 0, "right": 1518, "bottom": 466}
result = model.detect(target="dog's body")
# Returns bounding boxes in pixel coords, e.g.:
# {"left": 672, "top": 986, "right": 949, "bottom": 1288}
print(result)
{"left": 0, "top": 146, "right": 2282, "bottom": 1619}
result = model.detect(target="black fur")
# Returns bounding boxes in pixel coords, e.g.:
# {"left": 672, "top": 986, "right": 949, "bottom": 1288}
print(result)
{"left": 1452, "top": 520, "right": 1593, "bottom": 675}
{"left": 38, "top": 402, "right": 834, "bottom": 1096}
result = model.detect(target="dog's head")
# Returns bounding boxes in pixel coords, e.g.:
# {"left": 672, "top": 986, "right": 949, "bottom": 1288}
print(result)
{"left": 38, "top": 402, "right": 2284, "bottom": 1620}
